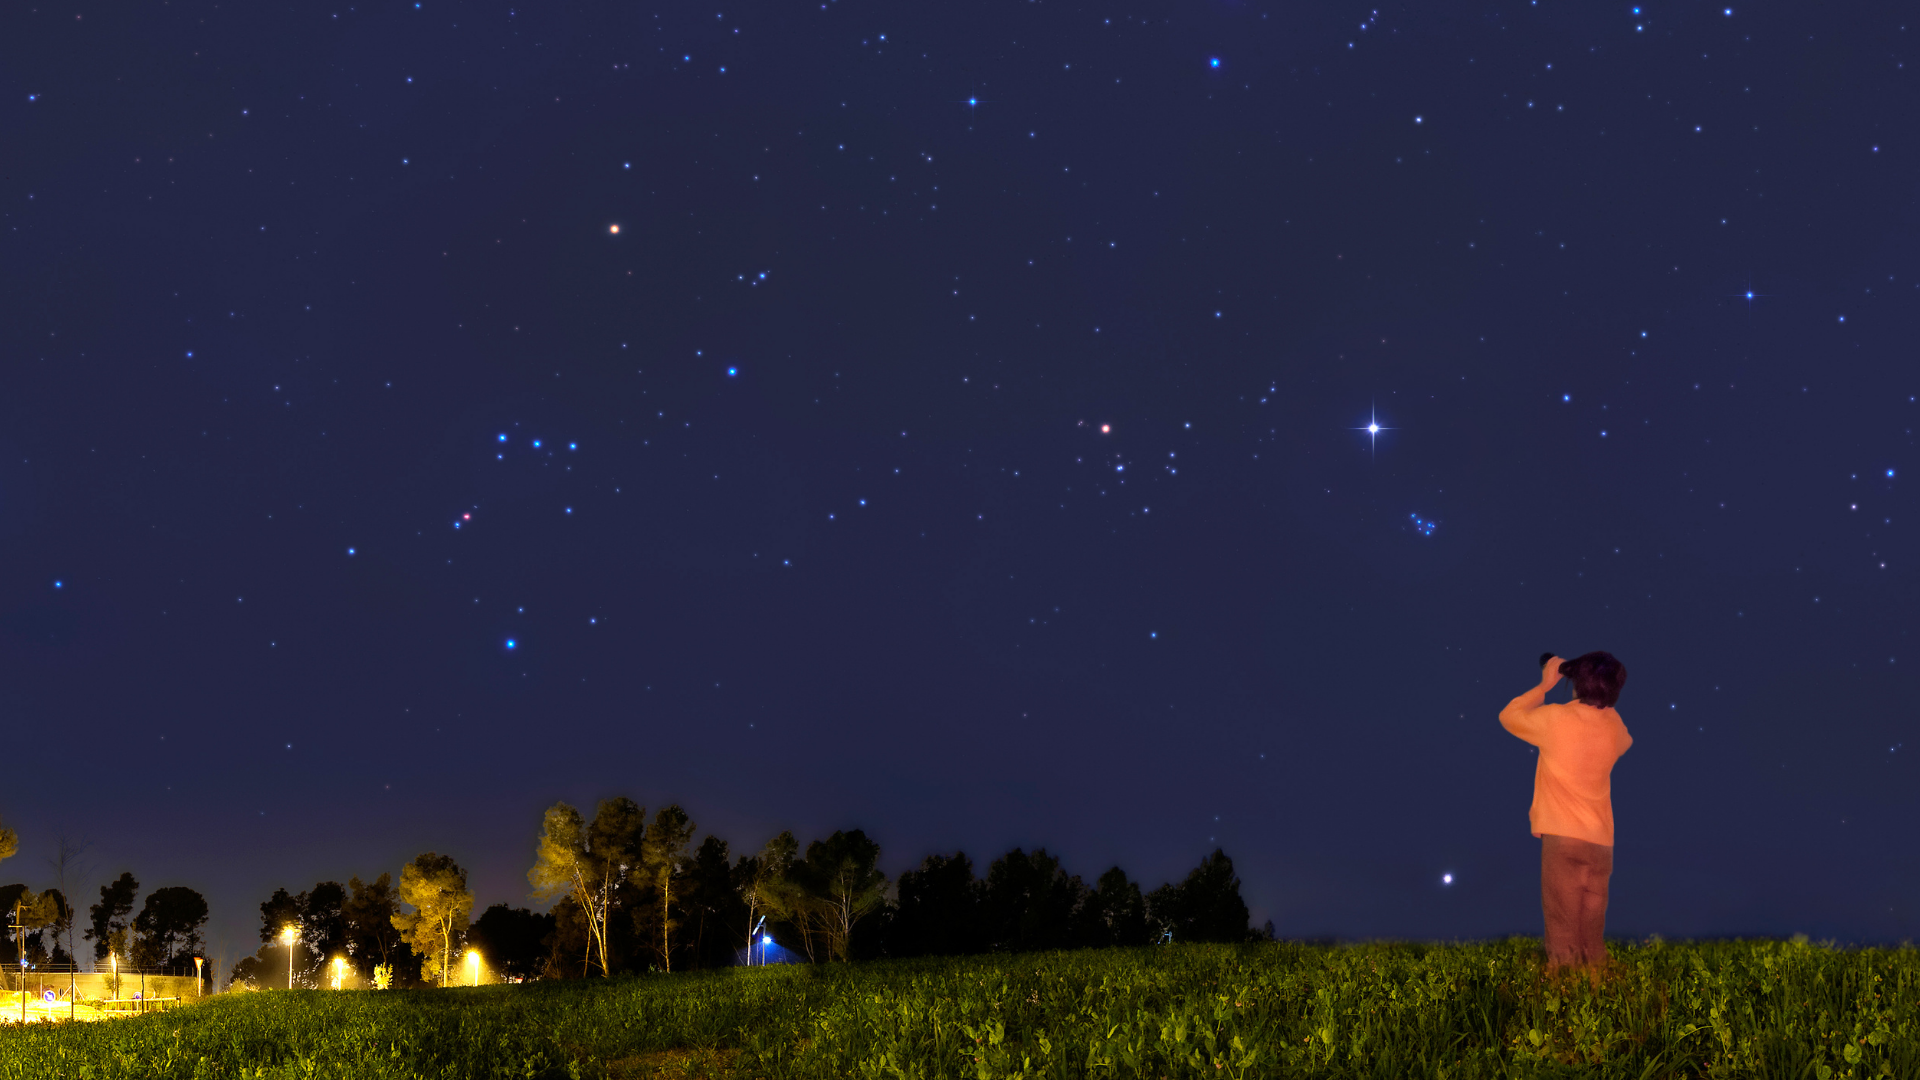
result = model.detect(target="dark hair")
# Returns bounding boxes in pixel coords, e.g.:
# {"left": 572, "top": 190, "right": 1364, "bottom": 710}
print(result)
{"left": 1559, "top": 651, "right": 1627, "bottom": 709}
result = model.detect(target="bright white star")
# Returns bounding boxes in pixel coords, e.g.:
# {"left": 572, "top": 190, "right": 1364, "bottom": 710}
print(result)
{"left": 1354, "top": 406, "right": 1392, "bottom": 455}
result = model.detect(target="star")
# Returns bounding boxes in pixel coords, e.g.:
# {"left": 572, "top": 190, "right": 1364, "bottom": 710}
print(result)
{"left": 1354, "top": 406, "right": 1392, "bottom": 456}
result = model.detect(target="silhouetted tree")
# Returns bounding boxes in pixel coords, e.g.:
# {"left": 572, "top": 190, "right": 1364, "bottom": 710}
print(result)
{"left": 87, "top": 871, "right": 139, "bottom": 964}
{"left": 981, "top": 848, "right": 1083, "bottom": 953}
{"left": 1076, "top": 866, "right": 1153, "bottom": 948}
{"left": 469, "top": 904, "right": 555, "bottom": 980}
{"left": 132, "top": 886, "right": 209, "bottom": 970}
{"left": 543, "top": 896, "right": 592, "bottom": 978}
{"left": 342, "top": 874, "right": 409, "bottom": 979}
{"left": 736, "top": 831, "right": 797, "bottom": 961}
{"left": 681, "top": 836, "right": 745, "bottom": 969}
{"left": 1147, "top": 849, "right": 1251, "bottom": 943}
{"left": 891, "top": 852, "right": 983, "bottom": 957}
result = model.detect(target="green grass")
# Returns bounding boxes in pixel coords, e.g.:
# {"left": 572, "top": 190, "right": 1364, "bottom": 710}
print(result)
{"left": 1, "top": 938, "right": 1913, "bottom": 1078}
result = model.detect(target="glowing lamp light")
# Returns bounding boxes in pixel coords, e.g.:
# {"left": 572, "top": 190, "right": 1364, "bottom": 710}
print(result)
{"left": 466, "top": 950, "right": 481, "bottom": 987}
{"left": 761, "top": 935, "right": 773, "bottom": 945}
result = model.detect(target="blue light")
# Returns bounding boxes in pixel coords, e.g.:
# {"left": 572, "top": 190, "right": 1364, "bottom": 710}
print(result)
{"left": 1209, "top": 57, "right": 1221, "bottom": 68}
{"left": 727, "top": 366, "right": 738, "bottom": 377}
{"left": 347, "top": 547, "right": 357, "bottom": 555}
{"left": 1562, "top": 394, "right": 1571, "bottom": 402}
{"left": 569, "top": 442, "right": 578, "bottom": 451}
{"left": 53, "top": 581, "right": 62, "bottom": 589}
{"left": 1889, "top": 469, "right": 1897, "bottom": 478}
{"left": 761, "top": 935, "right": 772, "bottom": 945}
{"left": 967, "top": 96, "right": 978, "bottom": 107}
{"left": 185, "top": 351, "right": 194, "bottom": 358}
{"left": 505, "top": 638, "right": 517, "bottom": 649}
{"left": 532, "top": 439, "right": 542, "bottom": 448}
{"left": 498, "top": 433, "right": 507, "bottom": 442}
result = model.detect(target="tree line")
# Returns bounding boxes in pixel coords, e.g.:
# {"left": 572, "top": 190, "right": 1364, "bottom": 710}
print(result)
{"left": 236, "top": 798, "right": 1261, "bottom": 987}
{"left": 0, "top": 804, "right": 1263, "bottom": 990}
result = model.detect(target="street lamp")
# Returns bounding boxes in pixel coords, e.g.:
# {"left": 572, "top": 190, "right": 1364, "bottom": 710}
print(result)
{"left": 280, "top": 926, "right": 298, "bottom": 990}
{"left": 465, "top": 950, "right": 480, "bottom": 987}
{"left": 331, "top": 957, "right": 345, "bottom": 990}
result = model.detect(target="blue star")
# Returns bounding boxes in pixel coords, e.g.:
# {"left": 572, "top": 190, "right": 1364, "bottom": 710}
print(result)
{"left": 1209, "top": 57, "right": 1221, "bottom": 68}
{"left": 505, "top": 638, "right": 517, "bottom": 650}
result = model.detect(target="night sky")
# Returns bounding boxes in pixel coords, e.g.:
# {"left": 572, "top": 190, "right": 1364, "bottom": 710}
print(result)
{"left": 4, "top": 0, "right": 1916, "bottom": 968}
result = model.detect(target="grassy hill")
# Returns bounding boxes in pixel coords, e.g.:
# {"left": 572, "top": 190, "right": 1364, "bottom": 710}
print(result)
{"left": 0, "top": 939, "right": 1912, "bottom": 1078}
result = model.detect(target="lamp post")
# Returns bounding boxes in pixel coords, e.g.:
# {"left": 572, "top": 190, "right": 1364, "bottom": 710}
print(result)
{"left": 331, "top": 957, "right": 345, "bottom": 990}
{"left": 193, "top": 956, "right": 204, "bottom": 1000}
{"left": 465, "top": 950, "right": 479, "bottom": 987}
{"left": 280, "top": 926, "right": 298, "bottom": 990}
{"left": 749, "top": 916, "right": 765, "bottom": 967}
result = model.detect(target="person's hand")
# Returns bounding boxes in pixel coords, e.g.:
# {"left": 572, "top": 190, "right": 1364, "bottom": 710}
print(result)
{"left": 1540, "top": 656, "right": 1564, "bottom": 687}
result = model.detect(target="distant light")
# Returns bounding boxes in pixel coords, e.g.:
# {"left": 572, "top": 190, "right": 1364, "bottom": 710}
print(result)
{"left": 609, "top": 224, "right": 620, "bottom": 234}
{"left": 967, "top": 96, "right": 978, "bottom": 106}
{"left": 53, "top": 581, "right": 62, "bottom": 589}
{"left": 505, "top": 639, "right": 517, "bottom": 649}
{"left": 1442, "top": 873, "right": 1454, "bottom": 885}
{"left": 1100, "top": 424, "right": 1111, "bottom": 434}
{"left": 347, "top": 547, "right": 356, "bottom": 556}
{"left": 462, "top": 513, "right": 471, "bottom": 520}
{"left": 497, "top": 433, "right": 507, "bottom": 442}
{"left": 1367, "top": 423, "right": 1380, "bottom": 435}
{"left": 185, "top": 351, "right": 194, "bottom": 358}
{"left": 727, "top": 366, "right": 739, "bottom": 377}
{"left": 532, "top": 439, "right": 542, "bottom": 448}
{"left": 1209, "top": 57, "right": 1221, "bottom": 68}
{"left": 1723, "top": 6, "right": 1732, "bottom": 13}
{"left": 1562, "top": 394, "right": 1571, "bottom": 402}
{"left": 569, "top": 442, "right": 578, "bottom": 451}
{"left": 1889, "top": 469, "right": 1897, "bottom": 478}
{"left": 1413, "top": 115, "right": 1423, "bottom": 124}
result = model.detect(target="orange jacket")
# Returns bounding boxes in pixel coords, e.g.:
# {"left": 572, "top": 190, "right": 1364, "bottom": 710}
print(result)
{"left": 1499, "top": 684, "right": 1632, "bottom": 847}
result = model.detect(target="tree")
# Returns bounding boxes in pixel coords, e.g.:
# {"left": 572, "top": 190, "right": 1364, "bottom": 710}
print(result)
{"left": 469, "top": 903, "right": 555, "bottom": 981}
{"left": 298, "top": 881, "right": 349, "bottom": 977}
{"left": 681, "top": 836, "right": 745, "bottom": 969}
{"left": 891, "top": 852, "right": 982, "bottom": 958}
{"left": 797, "top": 830, "right": 887, "bottom": 962}
{"left": 1077, "top": 866, "right": 1153, "bottom": 948}
{"left": 0, "top": 815, "right": 16, "bottom": 869}
{"left": 1147, "top": 849, "right": 1251, "bottom": 944}
{"left": 735, "top": 831, "right": 796, "bottom": 962}
{"left": 529, "top": 798, "right": 644, "bottom": 978}
{"left": 980, "top": 848, "right": 1082, "bottom": 953}
{"left": 392, "top": 853, "right": 474, "bottom": 986}
{"left": 87, "top": 871, "right": 139, "bottom": 964}
{"left": 342, "top": 874, "right": 407, "bottom": 979}
{"left": 636, "top": 804, "right": 694, "bottom": 972}
{"left": 45, "top": 838, "right": 87, "bottom": 970}
{"left": 132, "top": 886, "right": 209, "bottom": 970}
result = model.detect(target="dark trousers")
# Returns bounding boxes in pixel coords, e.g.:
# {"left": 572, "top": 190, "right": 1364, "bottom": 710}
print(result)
{"left": 1540, "top": 834, "right": 1613, "bottom": 969}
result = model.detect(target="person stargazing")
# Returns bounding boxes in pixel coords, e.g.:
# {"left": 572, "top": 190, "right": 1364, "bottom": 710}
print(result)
{"left": 1500, "top": 651, "right": 1632, "bottom": 973}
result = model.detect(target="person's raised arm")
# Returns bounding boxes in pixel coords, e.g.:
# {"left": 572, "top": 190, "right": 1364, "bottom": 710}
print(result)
{"left": 1499, "top": 655, "right": 1563, "bottom": 745}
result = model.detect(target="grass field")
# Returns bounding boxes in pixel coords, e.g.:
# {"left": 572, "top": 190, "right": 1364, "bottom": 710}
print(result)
{"left": 0, "top": 938, "right": 1912, "bottom": 1078}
